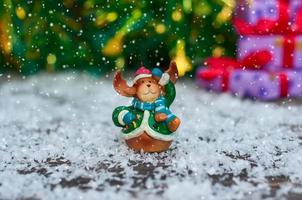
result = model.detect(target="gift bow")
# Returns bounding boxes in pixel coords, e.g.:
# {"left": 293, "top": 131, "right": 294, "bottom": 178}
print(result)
{"left": 204, "top": 50, "right": 272, "bottom": 70}
{"left": 234, "top": 0, "right": 302, "bottom": 35}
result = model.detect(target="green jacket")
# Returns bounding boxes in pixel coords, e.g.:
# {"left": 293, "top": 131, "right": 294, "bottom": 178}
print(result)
{"left": 112, "top": 81, "right": 176, "bottom": 141}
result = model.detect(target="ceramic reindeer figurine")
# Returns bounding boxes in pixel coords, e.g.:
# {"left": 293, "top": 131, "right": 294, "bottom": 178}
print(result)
{"left": 112, "top": 62, "right": 181, "bottom": 152}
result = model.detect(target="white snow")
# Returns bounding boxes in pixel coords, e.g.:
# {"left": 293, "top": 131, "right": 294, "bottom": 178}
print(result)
{"left": 0, "top": 73, "right": 302, "bottom": 200}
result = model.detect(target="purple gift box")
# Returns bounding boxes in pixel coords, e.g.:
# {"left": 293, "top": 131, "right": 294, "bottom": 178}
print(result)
{"left": 238, "top": 35, "right": 302, "bottom": 71}
{"left": 197, "top": 67, "right": 302, "bottom": 101}
{"left": 236, "top": 0, "right": 302, "bottom": 25}
{"left": 230, "top": 70, "right": 302, "bottom": 100}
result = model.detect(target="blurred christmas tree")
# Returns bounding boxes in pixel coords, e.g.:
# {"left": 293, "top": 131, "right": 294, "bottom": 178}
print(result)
{"left": 0, "top": 0, "right": 237, "bottom": 76}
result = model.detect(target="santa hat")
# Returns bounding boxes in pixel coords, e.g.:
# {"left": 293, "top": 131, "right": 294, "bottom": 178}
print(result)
{"left": 131, "top": 65, "right": 170, "bottom": 86}
{"left": 132, "top": 66, "right": 152, "bottom": 84}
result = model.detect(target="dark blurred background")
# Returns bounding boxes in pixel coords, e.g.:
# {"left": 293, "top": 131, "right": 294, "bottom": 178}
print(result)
{"left": 0, "top": 0, "right": 237, "bottom": 77}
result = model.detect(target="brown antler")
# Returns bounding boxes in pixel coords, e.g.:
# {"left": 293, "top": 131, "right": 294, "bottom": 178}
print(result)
{"left": 166, "top": 61, "right": 179, "bottom": 84}
{"left": 113, "top": 71, "right": 137, "bottom": 97}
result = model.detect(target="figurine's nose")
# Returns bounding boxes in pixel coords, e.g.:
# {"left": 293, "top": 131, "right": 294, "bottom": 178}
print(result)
{"left": 147, "top": 84, "right": 151, "bottom": 87}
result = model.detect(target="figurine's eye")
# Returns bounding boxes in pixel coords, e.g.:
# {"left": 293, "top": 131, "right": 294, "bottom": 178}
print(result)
{"left": 149, "top": 81, "right": 151, "bottom": 83}
{"left": 142, "top": 80, "right": 145, "bottom": 83}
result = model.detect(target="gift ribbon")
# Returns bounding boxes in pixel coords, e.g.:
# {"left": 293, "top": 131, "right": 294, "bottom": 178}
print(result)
{"left": 283, "top": 36, "right": 296, "bottom": 68}
{"left": 234, "top": 0, "right": 302, "bottom": 35}
{"left": 221, "top": 71, "right": 229, "bottom": 92}
{"left": 278, "top": 72, "right": 289, "bottom": 97}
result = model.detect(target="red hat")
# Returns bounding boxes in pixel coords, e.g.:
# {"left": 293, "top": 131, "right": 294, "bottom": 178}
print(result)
{"left": 132, "top": 66, "right": 152, "bottom": 84}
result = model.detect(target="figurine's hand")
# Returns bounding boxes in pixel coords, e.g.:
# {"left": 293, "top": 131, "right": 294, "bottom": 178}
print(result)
{"left": 155, "top": 113, "right": 168, "bottom": 122}
{"left": 123, "top": 112, "right": 136, "bottom": 125}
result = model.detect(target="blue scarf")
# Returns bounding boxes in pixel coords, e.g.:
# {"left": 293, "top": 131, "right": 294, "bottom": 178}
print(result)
{"left": 132, "top": 96, "right": 176, "bottom": 123}
{"left": 132, "top": 98, "right": 155, "bottom": 111}
{"left": 132, "top": 96, "right": 166, "bottom": 111}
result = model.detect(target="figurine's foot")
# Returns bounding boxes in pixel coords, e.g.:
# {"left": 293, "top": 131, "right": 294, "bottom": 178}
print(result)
{"left": 168, "top": 117, "right": 181, "bottom": 132}
{"left": 155, "top": 113, "right": 167, "bottom": 122}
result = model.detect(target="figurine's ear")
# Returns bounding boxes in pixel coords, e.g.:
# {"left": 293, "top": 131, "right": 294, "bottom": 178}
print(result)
{"left": 166, "top": 61, "right": 179, "bottom": 84}
{"left": 113, "top": 71, "right": 137, "bottom": 97}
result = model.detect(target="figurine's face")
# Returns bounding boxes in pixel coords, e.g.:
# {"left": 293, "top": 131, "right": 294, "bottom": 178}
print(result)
{"left": 136, "top": 77, "right": 161, "bottom": 103}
